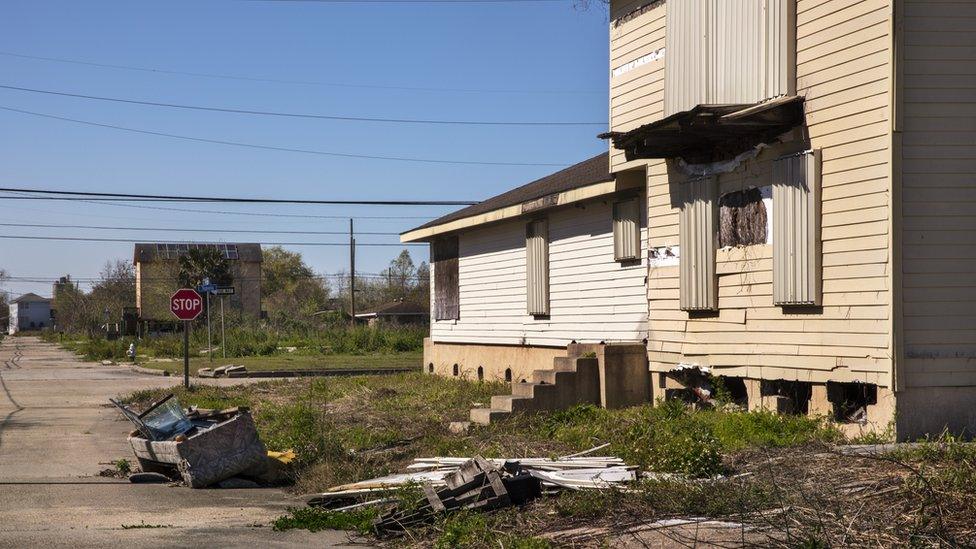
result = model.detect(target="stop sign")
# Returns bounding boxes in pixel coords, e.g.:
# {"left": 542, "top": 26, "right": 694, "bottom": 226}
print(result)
{"left": 170, "top": 288, "right": 204, "bottom": 321}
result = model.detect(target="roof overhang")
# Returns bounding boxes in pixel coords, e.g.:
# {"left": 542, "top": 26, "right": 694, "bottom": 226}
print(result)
{"left": 600, "top": 96, "right": 805, "bottom": 164}
{"left": 401, "top": 176, "right": 640, "bottom": 243}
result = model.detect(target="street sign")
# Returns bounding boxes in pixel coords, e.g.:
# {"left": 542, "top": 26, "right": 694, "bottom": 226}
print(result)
{"left": 170, "top": 288, "right": 203, "bottom": 321}
{"left": 213, "top": 286, "right": 235, "bottom": 296}
{"left": 198, "top": 283, "right": 217, "bottom": 294}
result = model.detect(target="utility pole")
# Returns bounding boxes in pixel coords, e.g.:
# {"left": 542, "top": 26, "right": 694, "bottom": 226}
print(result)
{"left": 349, "top": 218, "right": 356, "bottom": 327}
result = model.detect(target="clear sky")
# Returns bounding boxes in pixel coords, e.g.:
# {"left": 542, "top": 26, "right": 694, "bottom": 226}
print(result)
{"left": 0, "top": 0, "right": 610, "bottom": 299}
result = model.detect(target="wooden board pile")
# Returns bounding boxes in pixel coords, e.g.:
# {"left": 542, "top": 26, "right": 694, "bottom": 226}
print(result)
{"left": 374, "top": 456, "right": 541, "bottom": 534}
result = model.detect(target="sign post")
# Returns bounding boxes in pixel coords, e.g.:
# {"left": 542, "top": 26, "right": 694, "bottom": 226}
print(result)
{"left": 170, "top": 288, "right": 204, "bottom": 389}
{"left": 214, "top": 286, "right": 234, "bottom": 359}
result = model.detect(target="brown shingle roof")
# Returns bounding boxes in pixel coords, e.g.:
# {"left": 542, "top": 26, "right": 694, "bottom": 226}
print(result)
{"left": 404, "top": 152, "right": 611, "bottom": 235}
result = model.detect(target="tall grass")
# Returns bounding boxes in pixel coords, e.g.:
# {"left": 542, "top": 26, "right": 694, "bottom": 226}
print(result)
{"left": 43, "top": 322, "right": 426, "bottom": 361}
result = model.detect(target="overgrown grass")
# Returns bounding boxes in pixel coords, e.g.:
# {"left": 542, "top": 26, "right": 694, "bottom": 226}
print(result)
{"left": 43, "top": 323, "right": 426, "bottom": 362}
{"left": 273, "top": 507, "right": 378, "bottom": 535}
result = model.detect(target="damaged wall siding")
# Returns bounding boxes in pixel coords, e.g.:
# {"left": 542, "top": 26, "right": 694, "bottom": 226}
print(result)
{"left": 901, "top": 1, "right": 976, "bottom": 387}
{"left": 623, "top": 0, "right": 893, "bottom": 385}
{"left": 430, "top": 198, "right": 649, "bottom": 347}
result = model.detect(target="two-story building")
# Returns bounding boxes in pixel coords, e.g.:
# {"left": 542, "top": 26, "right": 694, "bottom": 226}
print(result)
{"left": 406, "top": 0, "right": 976, "bottom": 439}
{"left": 8, "top": 293, "right": 52, "bottom": 335}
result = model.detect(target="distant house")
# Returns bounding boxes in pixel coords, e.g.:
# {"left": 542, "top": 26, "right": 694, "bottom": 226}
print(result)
{"left": 355, "top": 300, "right": 428, "bottom": 326}
{"left": 133, "top": 243, "right": 263, "bottom": 321}
{"left": 8, "top": 293, "right": 52, "bottom": 335}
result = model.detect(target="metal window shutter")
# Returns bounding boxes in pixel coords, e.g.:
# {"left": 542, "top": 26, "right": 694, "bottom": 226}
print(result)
{"left": 613, "top": 197, "right": 641, "bottom": 261}
{"left": 679, "top": 177, "right": 718, "bottom": 311}
{"left": 773, "top": 150, "right": 822, "bottom": 306}
{"left": 526, "top": 219, "right": 550, "bottom": 316}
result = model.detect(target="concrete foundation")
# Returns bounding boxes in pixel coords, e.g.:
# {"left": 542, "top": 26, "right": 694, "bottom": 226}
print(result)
{"left": 896, "top": 386, "right": 976, "bottom": 441}
{"left": 422, "top": 338, "right": 564, "bottom": 382}
{"left": 568, "top": 343, "right": 649, "bottom": 409}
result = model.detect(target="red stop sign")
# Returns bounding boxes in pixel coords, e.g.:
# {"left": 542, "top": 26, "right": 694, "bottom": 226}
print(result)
{"left": 170, "top": 288, "right": 204, "bottom": 321}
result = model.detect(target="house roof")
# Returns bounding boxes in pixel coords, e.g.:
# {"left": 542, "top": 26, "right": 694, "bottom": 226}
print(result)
{"left": 402, "top": 152, "right": 617, "bottom": 242}
{"left": 600, "top": 96, "right": 805, "bottom": 164}
{"left": 12, "top": 293, "right": 51, "bottom": 304}
{"left": 355, "top": 300, "right": 427, "bottom": 318}
{"left": 134, "top": 243, "right": 263, "bottom": 263}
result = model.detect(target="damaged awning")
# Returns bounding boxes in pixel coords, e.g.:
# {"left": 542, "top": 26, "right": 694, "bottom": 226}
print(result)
{"left": 600, "top": 96, "right": 805, "bottom": 164}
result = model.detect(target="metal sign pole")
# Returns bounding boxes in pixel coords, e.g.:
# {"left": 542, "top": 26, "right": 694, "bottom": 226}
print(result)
{"left": 183, "top": 320, "right": 190, "bottom": 389}
{"left": 206, "top": 291, "right": 212, "bottom": 363}
{"left": 220, "top": 295, "right": 226, "bottom": 359}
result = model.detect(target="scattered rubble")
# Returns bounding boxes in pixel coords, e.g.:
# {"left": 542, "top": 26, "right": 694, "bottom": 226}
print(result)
{"left": 305, "top": 444, "right": 637, "bottom": 536}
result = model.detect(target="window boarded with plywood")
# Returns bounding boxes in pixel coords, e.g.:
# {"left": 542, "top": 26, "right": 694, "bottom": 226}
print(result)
{"left": 432, "top": 236, "right": 459, "bottom": 320}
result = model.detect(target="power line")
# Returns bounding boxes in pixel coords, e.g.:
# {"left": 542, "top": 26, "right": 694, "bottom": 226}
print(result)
{"left": 0, "top": 83, "right": 604, "bottom": 127}
{"left": 0, "top": 222, "right": 401, "bottom": 236}
{"left": 0, "top": 191, "right": 433, "bottom": 220}
{"left": 0, "top": 234, "right": 421, "bottom": 246}
{"left": 0, "top": 106, "right": 571, "bottom": 167}
{"left": 0, "top": 187, "right": 477, "bottom": 206}
{"left": 0, "top": 51, "right": 598, "bottom": 95}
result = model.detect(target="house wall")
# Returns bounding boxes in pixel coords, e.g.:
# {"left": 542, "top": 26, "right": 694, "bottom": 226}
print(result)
{"left": 14, "top": 302, "right": 51, "bottom": 330}
{"left": 427, "top": 196, "right": 648, "bottom": 378}
{"left": 611, "top": 0, "right": 895, "bottom": 387}
{"left": 896, "top": 0, "right": 976, "bottom": 436}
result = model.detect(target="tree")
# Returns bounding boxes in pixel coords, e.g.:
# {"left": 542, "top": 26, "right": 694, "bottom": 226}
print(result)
{"left": 178, "top": 247, "right": 232, "bottom": 289}
{"left": 88, "top": 260, "right": 135, "bottom": 326}
{"left": 261, "top": 247, "right": 330, "bottom": 320}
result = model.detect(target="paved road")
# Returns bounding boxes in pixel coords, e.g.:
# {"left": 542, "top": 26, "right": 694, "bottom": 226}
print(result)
{"left": 0, "top": 336, "right": 356, "bottom": 548}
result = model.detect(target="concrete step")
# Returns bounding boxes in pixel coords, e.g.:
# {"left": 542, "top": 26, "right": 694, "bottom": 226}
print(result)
{"left": 469, "top": 407, "right": 510, "bottom": 425}
{"left": 512, "top": 381, "right": 559, "bottom": 399}
{"left": 490, "top": 394, "right": 557, "bottom": 413}
{"left": 532, "top": 369, "right": 577, "bottom": 385}
{"left": 552, "top": 356, "right": 578, "bottom": 372}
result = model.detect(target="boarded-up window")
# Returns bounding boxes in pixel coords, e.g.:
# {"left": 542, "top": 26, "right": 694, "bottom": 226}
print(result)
{"left": 432, "top": 236, "right": 459, "bottom": 320}
{"left": 526, "top": 219, "right": 550, "bottom": 316}
{"left": 773, "top": 150, "right": 822, "bottom": 306}
{"left": 679, "top": 177, "right": 718, "bottom": 311}
{"left": 719, "top": 188, "right": 767, "bottom": 248}
{"left": 665, "top": 0, "right": 795, "bottom": 116}
{"left": 613, "top": 197, "right": 641, "bottom": 261}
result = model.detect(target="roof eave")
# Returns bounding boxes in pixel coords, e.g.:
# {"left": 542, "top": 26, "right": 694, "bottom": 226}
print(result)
{"left": 400, "top": 176, "right": 632, "bottom": 243}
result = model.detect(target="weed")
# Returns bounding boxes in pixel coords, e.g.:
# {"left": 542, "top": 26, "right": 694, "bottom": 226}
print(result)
{"left": 121, "top": 521, "right": 171, "bottom": 529}
{"left": 272, "top": 507, "right": 378, "bottom": 534}
{"left": 114, "top": 458, "right": 132, "bottom": 476}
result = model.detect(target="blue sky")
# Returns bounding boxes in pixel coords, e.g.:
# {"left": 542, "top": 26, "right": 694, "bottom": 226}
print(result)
{"left": 0, "top": 0, "right": 609, "bottom": 298}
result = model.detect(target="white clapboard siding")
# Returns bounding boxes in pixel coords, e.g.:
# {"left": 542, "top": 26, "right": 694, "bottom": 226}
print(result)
{"left": 431, "top": 198, "right": 648, "bottom": 347}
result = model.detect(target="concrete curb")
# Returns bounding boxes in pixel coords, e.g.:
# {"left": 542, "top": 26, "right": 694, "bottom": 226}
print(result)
{"left": 128, "top": 364, "right": 170, "bottom": 376}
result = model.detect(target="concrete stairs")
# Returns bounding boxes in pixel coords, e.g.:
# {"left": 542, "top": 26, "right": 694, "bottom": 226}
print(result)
{"left": 469, "top": 355, "right": 601, "bottom": 425}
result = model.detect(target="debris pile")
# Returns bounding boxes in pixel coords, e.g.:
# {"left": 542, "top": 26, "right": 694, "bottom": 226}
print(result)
{"left": 197, "top": 364, "right": 247, "bottom": 378}
{"left": 306, "top": 444, "right": 636, "bottom": 535}
{"left": 111, "top": 394, "right": 271, "bottom": 488}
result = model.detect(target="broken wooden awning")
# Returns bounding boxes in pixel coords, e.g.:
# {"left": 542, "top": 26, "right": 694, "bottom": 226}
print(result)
{"left": 599, "top": 95, "right": 805, "bottom": 164}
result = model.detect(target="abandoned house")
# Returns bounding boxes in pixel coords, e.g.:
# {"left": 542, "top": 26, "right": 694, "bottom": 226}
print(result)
{"left": 404, "top": 0, "right": 976, "bottom": 439}
{"left": 133, "top": 243, "right": 263, "bottom": 322}
{"left": 7, "top": 293, "right": 52, "bottom": 335}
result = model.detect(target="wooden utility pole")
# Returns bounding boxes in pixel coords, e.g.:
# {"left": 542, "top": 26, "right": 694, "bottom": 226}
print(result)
{"left": 349, "top": 218, "right": 356, "bottom": 326}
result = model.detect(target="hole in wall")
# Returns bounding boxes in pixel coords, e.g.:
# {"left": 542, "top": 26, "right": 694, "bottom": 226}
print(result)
{"left": 477, "top": 366, "right": 484, "bottom": 381}
{"left": 504, "top": 368, "right": 512, "bottom": 382}
{"left": 827, "top": 382, "right": 878, "bottom": 424}
{"left": 452, "top": 364, "right": 459, "bottom": 376}
{"left": 428, "top": 363, "right": 434, "bottom": 373}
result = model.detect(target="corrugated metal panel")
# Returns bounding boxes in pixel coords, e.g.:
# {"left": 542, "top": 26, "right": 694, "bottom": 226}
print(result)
{"left": 772, "top": 150, "right": 821, "bottom": 306}
{"left": 665, "top": 0, "right": 793, "bottom": 114}
{"left": 613, "top": 197, "right": 641, "bottom": 261}
{"left": 665, "top": 0, "right": 706, "bottom": 116}
{"left": 679, "top": 177, "right": 718, "bottom": 311}
{"left": 708, "top": 0, "right": 763, "bottom": 103}
{"left": 526, "top": 219, "right": 550, "bottom": 316}
{"left": 764, "top": 0, "right": 795, "bottom": 99}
